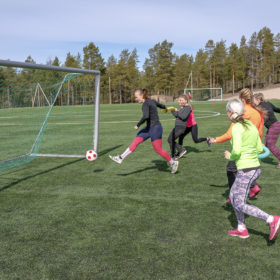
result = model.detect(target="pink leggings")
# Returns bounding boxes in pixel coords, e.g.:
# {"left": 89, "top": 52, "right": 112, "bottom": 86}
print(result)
{"left": 129, "top": 137, "right": 171, "bottom": 162}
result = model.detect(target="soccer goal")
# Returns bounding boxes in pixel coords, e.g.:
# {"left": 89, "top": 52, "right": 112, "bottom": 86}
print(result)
{"left": 0, "top": 59, "right": 100, "bottom": 172}
{"left": 184, "top": 88, "right": 223, "bottom": 101}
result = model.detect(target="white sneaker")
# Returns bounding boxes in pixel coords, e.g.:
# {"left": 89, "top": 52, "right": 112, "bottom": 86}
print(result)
{"left": 171, "top": 160, "right": 179, "bottom": 174}
{"left": 109, "top": 155, "right": 123, "bottom": 164}
{"left": 177, "top": 149, "right": 187, "bottom": 159}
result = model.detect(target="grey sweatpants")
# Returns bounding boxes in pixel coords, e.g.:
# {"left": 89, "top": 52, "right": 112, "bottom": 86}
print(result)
{"left": 229, "top": 168, "right": 269, "bottom": 226}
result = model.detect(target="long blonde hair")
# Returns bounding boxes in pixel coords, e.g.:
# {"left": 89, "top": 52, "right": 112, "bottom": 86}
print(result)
{"left": 239, "top": 88, "right": 266, "bottom": 118}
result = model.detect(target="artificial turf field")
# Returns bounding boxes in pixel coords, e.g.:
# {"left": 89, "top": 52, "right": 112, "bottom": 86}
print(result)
{"left": 0, "top": 100, "right": 280, "bottom": 279}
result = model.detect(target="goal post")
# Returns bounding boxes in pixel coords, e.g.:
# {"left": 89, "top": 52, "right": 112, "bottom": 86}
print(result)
{"left": 184, "top": 88, "right": 223, "bottom": 101}
{"left": 0, "top": 59, "right": 100, "bottom": 172}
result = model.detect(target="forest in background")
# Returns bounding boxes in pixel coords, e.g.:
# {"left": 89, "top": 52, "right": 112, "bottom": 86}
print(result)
{"left": 1, "top": 26, "right": 280, "bottom": 104}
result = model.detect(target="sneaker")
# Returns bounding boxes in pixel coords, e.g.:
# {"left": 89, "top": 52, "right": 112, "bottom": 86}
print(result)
{"left": 206, "top": 137, "right": 211, "bottom": 147}
{"left": 109, "top": 155, "right": 123, "bottom": 164}
{"left": 228, "top": 228, "right": 250, "bottom": 239}
{"left": 249, "top": 184, "right": 261, "bottom": 198}
{"left": 268, "top": 215, "right": 280, "bottom": 241}
{"left": 276, "top": 163, "right": 280, "bottom": 169}
{"left": 176, "top": 149, "right": 187, "bottom": 159}
{"left": 171, "top": 160, "right": 179, "bottom": 174}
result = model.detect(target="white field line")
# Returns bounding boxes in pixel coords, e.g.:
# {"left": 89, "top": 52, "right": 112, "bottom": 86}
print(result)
{"left": 0, "top": 111, "right": 221, "bottom": 126}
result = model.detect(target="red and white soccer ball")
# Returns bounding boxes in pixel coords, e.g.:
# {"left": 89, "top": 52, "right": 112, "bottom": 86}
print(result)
{"left": 86, "top": 150, "right": 98, "bottom": 161}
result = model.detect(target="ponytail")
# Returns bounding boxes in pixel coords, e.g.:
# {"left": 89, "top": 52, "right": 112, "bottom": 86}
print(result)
{"left": 239, "top": 88, "right": 253, "bottom": 105}
{"left": 239, "top": 88, "right": 267, "bottom": 119}
{"left": 142, "top": 88, "right": 148, "bottom": 100}
{"left": 135, "top": 88, "right": 149, "bottom": 100}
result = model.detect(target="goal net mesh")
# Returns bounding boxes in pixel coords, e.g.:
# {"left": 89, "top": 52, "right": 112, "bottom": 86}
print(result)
{"left": 0, "top": 64, "right": 97, "bottom": 171}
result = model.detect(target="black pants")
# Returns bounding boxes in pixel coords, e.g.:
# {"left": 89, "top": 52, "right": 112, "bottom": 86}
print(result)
{"left": 168, "top": 126, "right": 186, "bottom": 157}
{"left": 178, "top": 124, "right": 207, "bottom": 146}
{"left": 227, "top": 161, "right": 238, "bottom": 189}
{"left": 227, "top": 161, "right": 257, "bottom": 190}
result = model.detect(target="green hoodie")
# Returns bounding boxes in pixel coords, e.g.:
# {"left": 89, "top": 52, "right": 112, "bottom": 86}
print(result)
{"left": 228, "top": 120, "right": 263, "bottom": 170}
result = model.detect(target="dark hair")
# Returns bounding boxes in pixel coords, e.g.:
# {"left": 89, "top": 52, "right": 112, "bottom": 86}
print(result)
{"left": 135, "top": 88, "right": 149, "bottom": 100}
{"left": 142, "top": 88, "right": 148, "bottom": 99}
{"left": 178, "top": 95, "right": 190, "bottom": 105}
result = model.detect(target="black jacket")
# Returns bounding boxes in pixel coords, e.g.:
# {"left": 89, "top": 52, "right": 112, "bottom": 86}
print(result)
{"left": 258, "top": 101, "right": 280, "bottom": 128}
{"left": 171, "top": 105, "right": 192, "bottom": 127}
{"left": 137, "top": 99, "right": 166, "bottom": 128}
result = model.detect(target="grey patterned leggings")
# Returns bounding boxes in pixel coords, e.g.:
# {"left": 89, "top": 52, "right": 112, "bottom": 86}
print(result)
{"left": 229, "top": 168, "right": 269, "bottom": 226}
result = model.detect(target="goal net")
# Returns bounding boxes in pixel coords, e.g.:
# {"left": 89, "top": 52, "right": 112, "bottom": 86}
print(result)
{"left": 0, "top": 60, "right": 100, "bottom": 172}
{"left": 184, "top": 88, "right": 223, "bottom": 101}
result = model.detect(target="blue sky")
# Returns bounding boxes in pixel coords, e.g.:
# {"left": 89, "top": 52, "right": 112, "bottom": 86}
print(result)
{"left": 1, "top": 0, "right": 279, "bottom": 68}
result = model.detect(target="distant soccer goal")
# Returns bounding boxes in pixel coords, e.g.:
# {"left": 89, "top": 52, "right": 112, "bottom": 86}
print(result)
{"left": 184, "top": 88, "right": 223, "bottom": 101}
{"left": 0, "top": 59, "right": 100, "bottom": 172}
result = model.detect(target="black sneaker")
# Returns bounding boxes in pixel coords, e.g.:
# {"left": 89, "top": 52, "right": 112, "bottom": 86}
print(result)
{"left": 206, "top": 137, "right": 211, "bottom": 147}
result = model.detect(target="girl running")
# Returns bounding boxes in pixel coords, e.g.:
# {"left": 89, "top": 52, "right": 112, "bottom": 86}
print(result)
{"left": 253, "top": 93, "right": 280, "bottom": 169}
{"left": 109, "top": 89, "right": 179, "bottom": 174}
{"left": 167, "top": 95, "right": 192, "bottom": 159}
{"left": 224, "top": 99, "right": 280, "bottom": 240}
{"left": 209, "top": 88, "right": 265, "bottom": 199}
{"left": 175, "top": 96, "right": 209, "bottom": 159}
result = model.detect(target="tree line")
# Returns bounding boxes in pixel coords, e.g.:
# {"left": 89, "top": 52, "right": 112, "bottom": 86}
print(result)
{"left": 1, "top": 26, "right": 280, "bottom": 105}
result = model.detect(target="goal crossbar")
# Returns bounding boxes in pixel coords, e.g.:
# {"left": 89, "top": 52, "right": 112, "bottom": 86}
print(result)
{"left": 0, "top": 59, "right": 100, "bottom": 171}
{"left": 184, "top": 88, "right": 223, "bottom": 101}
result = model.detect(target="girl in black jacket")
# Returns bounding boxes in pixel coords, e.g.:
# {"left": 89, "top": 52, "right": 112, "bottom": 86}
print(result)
{"left": 253, "top": 93, "right": 280, "bottom": 168}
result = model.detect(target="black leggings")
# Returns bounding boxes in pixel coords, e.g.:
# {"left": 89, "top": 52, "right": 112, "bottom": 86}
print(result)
{"left": 167, "top": 126, "right": 186, "bottom": 157}
{"left": 178, "top": 124, "right": 207, "bottom": 146}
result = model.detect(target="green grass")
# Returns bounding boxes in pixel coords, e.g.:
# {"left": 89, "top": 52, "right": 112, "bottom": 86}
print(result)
{"left": 0, "top": 101, "right": 280, "bottom": 279}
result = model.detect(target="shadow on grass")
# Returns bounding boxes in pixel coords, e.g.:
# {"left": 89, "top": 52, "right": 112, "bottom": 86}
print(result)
{"left": 117, "top": 160, "right": 169, "bottom": 176}
{"left": 0, "top": 158, "right": 84, "bottom": 192}
{"left": 0, "top": 145, "right": 122, "bottom": 179}
{"left": 183, "top": 146, "right": 211, "bottom": 154}
{"left": 209, "top": 183, "right": 228, "bottom": 188}
{"left": 223, "top": 199, "right": 275, "bottom": 246}
{"left": 246, "top": 228, "right": 275, "bottom": 246}
{"left": 261, "top": 157, "right": 276, "bottom": 166}
{"left": 91, "top": 145, "right": 123, "bottom": 173}
{"left": 98, "top": 145, "right": 123, "bottom": 157}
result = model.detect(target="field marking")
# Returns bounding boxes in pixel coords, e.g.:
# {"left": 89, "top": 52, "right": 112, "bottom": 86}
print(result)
{"left": 0, "top": 111, "right": 221, "bottom": 126}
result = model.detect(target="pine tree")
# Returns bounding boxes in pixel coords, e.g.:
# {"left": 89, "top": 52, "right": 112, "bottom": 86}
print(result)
{"left": 225, "top": 43, "right": 240, "bottom": 94}
{"left": 258, "top": 27, "right": 275, "bottom": 85}
{"left": 205, "top": 40, "right": 215, "bottom": 88}
{"left": 248, "top": 32, "right": 259, "bottom": 89}
{"left": 192, "top": 49, "right": 208, "bottom": 88}
{"left": 142, "top": 58, "right": 156, "bottom": 94}
{"left": 145, "top": 40, "right": 174, "bottom": 95}
{"left": 83, "top": 42, "right": 105, "bottom": 74}
{"left": 213, "top": 40, "right": 227, "bottom": 89}
{"left": 106, "top": 55, "right": 117, "bottom": 104}
{"left": 239, "top": 36, "right": 249, "bottom": 88}
{"left": 274, "top": 33, "right": 280, "bottom": 83}
{"left": 64, "top": 52, "right": 81, "bottom": 68}
{"left": 173, "top": 54, "right": 192, "bottom": 96}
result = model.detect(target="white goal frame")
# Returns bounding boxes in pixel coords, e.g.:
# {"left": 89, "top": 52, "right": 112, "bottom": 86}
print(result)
{"left": 184, "top": 88, "right": 223, "bottom": 101}
{"left": 0, "top": 59, "right": 100, "bottom": 161}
